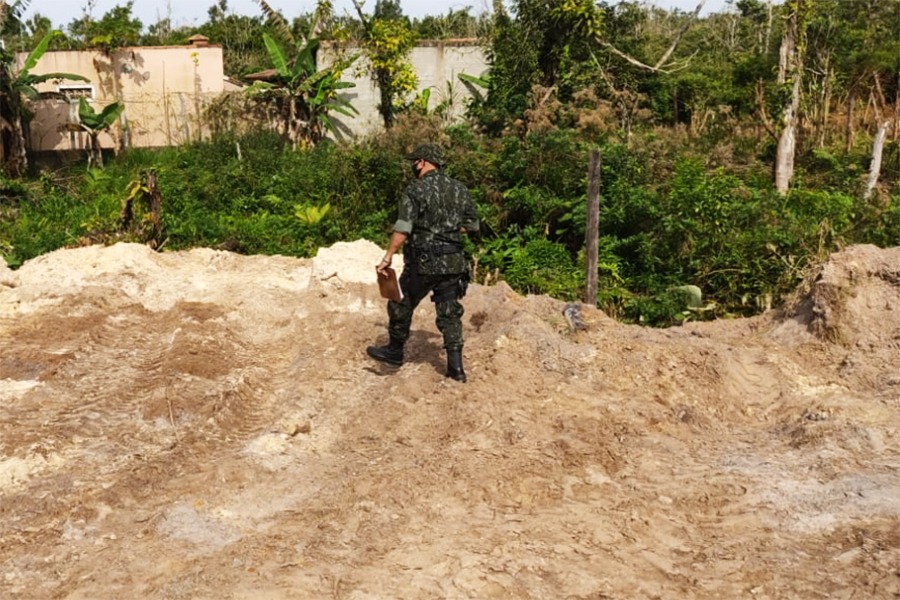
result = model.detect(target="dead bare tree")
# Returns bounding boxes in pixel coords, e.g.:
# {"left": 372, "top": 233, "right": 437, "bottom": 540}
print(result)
{"left": 774, "top": 0, "right": 809, "bottom": 196}
{"left": 598, "top": 0, "right": 707, "bottom": 74}
{"left": 864, "top": 74, "right": 894, "bottom": 201}
{"left": 865, "top": 120, "right": 891, "bottom": 201}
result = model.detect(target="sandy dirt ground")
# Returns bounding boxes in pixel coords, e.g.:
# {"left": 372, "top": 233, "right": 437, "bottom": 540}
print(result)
{"left": 0, "top": 240, "right": 898, "bottom": 600}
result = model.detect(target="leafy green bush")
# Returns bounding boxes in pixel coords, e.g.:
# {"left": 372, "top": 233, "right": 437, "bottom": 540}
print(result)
{"left": 0, "top": 185, "right": 95, "bottom": 267}
{"left": 2, "top": 116, "right": 898, "bottom": 332}
{"left": 504, "top": 238, "right": 583, "bottom": 300}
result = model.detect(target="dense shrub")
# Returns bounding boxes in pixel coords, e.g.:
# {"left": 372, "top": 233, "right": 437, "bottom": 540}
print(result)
{"left": 2, "top": 120, "right": 898, "bottom": 328}
{"left": 504, "top": 238, "right": 584, "bottom": 300}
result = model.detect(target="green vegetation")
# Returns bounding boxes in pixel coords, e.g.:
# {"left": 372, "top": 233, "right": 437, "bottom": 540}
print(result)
{"left": 3, "top": 120, "right": 896, "bottom": 326}
{"left": 0, "top": 0, "right": 898, "bottom": 328}
{"left": 248, "top": 32, "right": 358, "bottom": 148}
{"left": 353, "top": 0, "right": 419, "bottom": 129}
{"left": 77, "top": 99, "right": 125, "bottom": 168}
{"left": 0, "top": 29, "right": 87, "bottom": 177}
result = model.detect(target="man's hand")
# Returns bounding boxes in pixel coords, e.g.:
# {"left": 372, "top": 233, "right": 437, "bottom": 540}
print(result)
{"left": 376, "top": 255, "right": 392, "bottom": 276}
{"left": 377, "top": 232, "right": 407, "bottom": 275}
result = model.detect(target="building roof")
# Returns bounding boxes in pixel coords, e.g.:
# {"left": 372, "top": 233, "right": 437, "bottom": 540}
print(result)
{"left": 187, "top": 34, "right": 210, "bottom": 47}
{"left": 244, "top": 68, "right": 278, "bottom": 82}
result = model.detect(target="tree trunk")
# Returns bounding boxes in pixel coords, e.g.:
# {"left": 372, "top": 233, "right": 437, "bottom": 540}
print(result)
{"left": 894, "top": 68, "right": 900, "bottom": 144}
{"left": 90, "top": 132, "right": 104, "bottom": 168}
{"left": 146, "top": 169, "right": 163, "bottom": 245}
{"left": 820, "top": 64, "right": 832, "bottom": 147}
{"left": 1, "top": 109, "right": 29, "bottom": 177}
{"left": 584, "top": 148, "right": 600, "bottom": 307}
{"left": 672, "top": 87, "right": 679, "bottom": 125}
{"left": 775, "top": 79, "right": 799, "bottom": 195}
{"left": 774, "top": 2, "right": 805, "bottom": 195}
{"left": 864, "top": 120, "right": 890, "bottom": 201}
{"left": 845, "top": 85, "right": 856, "bottom": 153}
{"left": 119, "top": 111, "right": 129, "bottom": 152}
{"left": 379, "top": 72, "right": 394, "bottom": 129}
{"left": 814, "top": 58, "right": 833, "bottom": 148}
{"left": 291, "top": 98, "right": 298, "bottom": 149}
{"left": 111, "top": 56, "right": 128, "bottom": 151}
{"left": 3, "top": 118, "right": 29, "bottom": 177}
{"left": 754, "top": 80, "right": 771, "bottom": 143}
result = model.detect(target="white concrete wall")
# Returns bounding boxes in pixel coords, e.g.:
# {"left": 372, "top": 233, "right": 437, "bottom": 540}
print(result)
{"left": 20, "top": 40, "right": 488, "bottom": 152}
{"left": 322, "top": 40, "right": 488, "bottom": 138}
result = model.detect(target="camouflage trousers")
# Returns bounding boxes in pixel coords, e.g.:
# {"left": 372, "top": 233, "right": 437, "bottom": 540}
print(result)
{"left": 387, "top": 263, "right": 465, "bottom": 351}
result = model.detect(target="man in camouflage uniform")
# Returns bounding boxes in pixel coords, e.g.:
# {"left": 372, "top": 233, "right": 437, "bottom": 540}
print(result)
{"left": 366, "top": 144, "right": 479, "bottom": 382}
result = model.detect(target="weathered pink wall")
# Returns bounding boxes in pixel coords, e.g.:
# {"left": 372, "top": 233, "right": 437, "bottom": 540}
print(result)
{"left": 23, "top": 44, "right": 225, "bottom": 152}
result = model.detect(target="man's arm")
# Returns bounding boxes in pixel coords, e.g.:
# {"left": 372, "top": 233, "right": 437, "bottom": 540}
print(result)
{"left": 380, "top": 186, "right": 415, "bottom": 274}
{"left": 460, "top": 194, "right": 479, "bottom": 235}
{"left": 377, "top": 230, "right": 408, "bottom": 274}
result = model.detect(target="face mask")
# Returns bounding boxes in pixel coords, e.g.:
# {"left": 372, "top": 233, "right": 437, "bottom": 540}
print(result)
{"left": 411, "top": 162, "right": 422, "bottom": 178}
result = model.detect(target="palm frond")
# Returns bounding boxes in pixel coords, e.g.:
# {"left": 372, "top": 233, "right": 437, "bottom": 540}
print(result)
{"left": 20, "top": 29, "right": 60, "bottom": 74}
{"left": 262, "top": 33, "right": 290, "bottom": 78}
{"left": 21, "top": 72, "right": 89, "bottom": 85}
{"left": 98, "top": 102, "right": 125, "bottom": 126}
{"left": 1, "top": 0, "right": 33, "bottom": 32}
{"left": 11, "top": 0, "right": 33, "bottom": 17}
{"left": 297, "top": 69, "right": 331, "bottom": 94}
{"left": 292, "top": 38, "right": 320, "bottom": 79}
{"left": 253, "top": 0, "right": 294, "bottom": 46}
{"left": 329, "top": 103, "right": 358, "bottom": 117}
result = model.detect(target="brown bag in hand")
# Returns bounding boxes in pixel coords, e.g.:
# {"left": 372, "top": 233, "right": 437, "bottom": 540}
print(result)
{"left": 377, "top": 267, "right": 403, "bottom": 302}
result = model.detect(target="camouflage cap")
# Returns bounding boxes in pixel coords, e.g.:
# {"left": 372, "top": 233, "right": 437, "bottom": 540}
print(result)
{"left": 406, "top": 144, "right": 445, "bottom": 167}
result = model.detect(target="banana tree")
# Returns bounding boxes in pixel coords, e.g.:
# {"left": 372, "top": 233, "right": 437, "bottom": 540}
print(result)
{"left": 0, "top": 29, "right": 88, "bottom": 176}
{"left": 247, "top": 33, "right": 358, "bottom": 148}
{"left": 78, "top": 98, "right": 124, "bottom": 168}
{"left": 459, "top": 72, "right": 490, "bottom": 103}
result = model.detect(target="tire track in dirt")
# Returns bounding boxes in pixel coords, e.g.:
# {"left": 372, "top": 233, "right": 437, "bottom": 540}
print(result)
{"left": 0, "top": 254, "right": 323, "bottom": 597}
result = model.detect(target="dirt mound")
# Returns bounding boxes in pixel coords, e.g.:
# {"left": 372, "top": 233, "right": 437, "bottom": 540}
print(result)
{"left": 786, "top": 244, "right": 900, "bottom": 343}
{"left": 1, "top": 242, "right": 898, "bottom": 599}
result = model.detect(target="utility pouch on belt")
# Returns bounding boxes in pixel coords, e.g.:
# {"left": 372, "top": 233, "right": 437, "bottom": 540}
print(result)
{"left": 416, "top": 246, "right": 432, "bottom": 266}
{"left": 412, "top": 242, "right": 464, "bottom": 275}
{"left": 457, "top": 266, "right": 470, "bottom": 298}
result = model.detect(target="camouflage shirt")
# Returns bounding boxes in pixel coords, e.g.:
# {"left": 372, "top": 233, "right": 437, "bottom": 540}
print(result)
{"left": 393, "top": 170, "right": 479, "bottom": 275}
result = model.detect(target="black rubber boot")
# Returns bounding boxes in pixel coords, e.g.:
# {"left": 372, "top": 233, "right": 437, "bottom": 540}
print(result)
{"left": 446, "top": 349, "right": 467, "bottom": 383}
{"left": 366, "top": 339, "right": 404, "bottom": 367}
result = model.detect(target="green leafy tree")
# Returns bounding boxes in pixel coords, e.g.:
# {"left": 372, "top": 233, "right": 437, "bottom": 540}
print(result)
{"left": 353, "top": 0, "right": 418, "bottom": 128}
{"left": 68, "top": 1, "right": 142, "bottom": 50}
{"left": 413, "top": 8, "right": 489, "bottom": 40}
{"left": 202, "top": 0, "right": 270, "bottom": 77}
{"left": 826, "top": 0, "right": 900, "bottom": 152}
{"left": 2, "top": 4, "right": 70, "bottom": 53}
{"left": 646, "top": 9, "right": 750, "bottom": 133}
{"left": 729, "top": 0, "right": 780, "bottom": 140}
{"left": 467, "top": 2, "right": 534, "bottom": 133}
{"left": 0, "top": 29, "right": 87, "bottom": 176}
{"left": 140, "top": 16, "right": 194, "bottom": 47}
{"left": 500, "top": 0, "right": 603, "bottom": 92}
{"left": 1, "top": 0, "right": 32, "bottom": 41}
{"left": 474, "top": 0, "right": 605, "bottom": 133}
{"left": 78, "top": 98, "right": 124, "bottom": 168}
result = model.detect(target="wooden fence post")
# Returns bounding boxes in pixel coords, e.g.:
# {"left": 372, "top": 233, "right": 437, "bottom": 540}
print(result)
{"left": 584, "top": 148, "right": 601, "bottom": 306}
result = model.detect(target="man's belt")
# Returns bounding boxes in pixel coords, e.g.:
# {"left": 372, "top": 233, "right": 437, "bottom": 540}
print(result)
{"left": 412, "top": 243, "right": 463, "bottom": 257}
{"left": 428, "top": 243, "right": 464, "bottom": 256}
